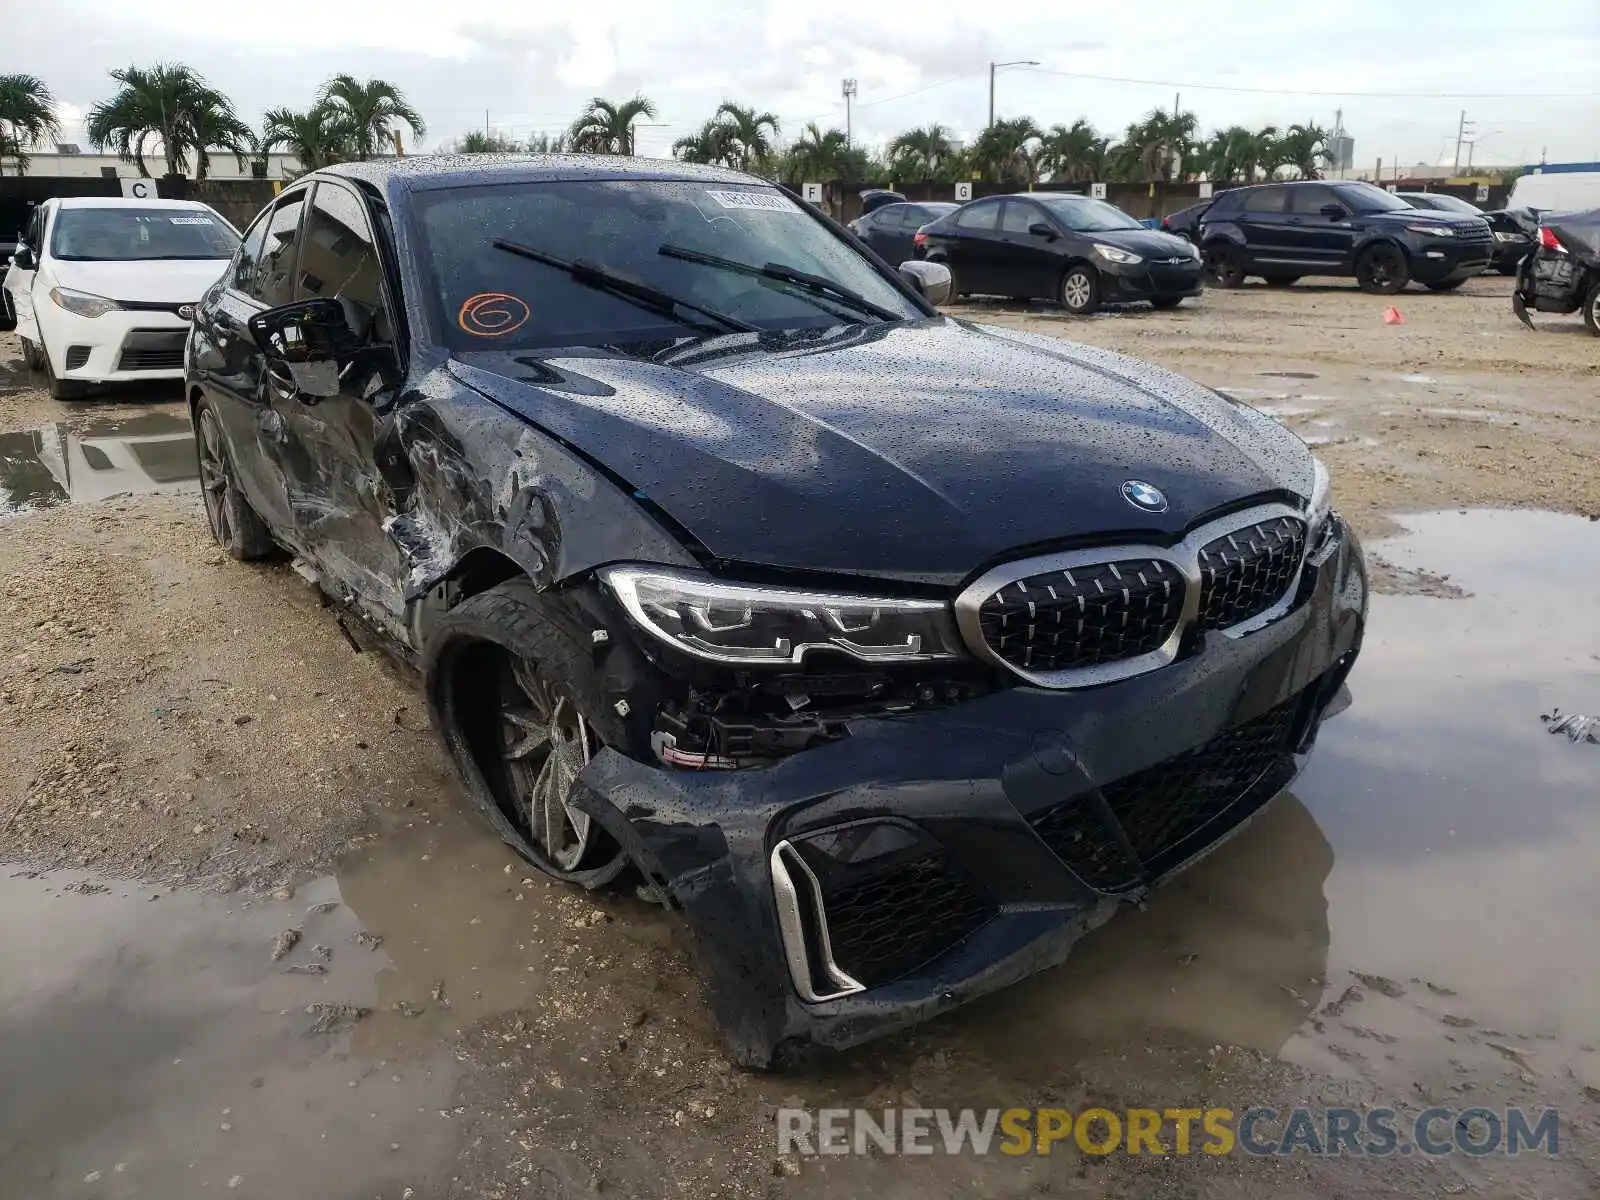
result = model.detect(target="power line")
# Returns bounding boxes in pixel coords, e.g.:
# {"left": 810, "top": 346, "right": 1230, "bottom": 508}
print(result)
{"left": 1014, "top": 65, "right": 1598, "bottom": 100}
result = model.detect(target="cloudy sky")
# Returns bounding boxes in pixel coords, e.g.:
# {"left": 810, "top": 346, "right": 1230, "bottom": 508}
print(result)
{"left": 34, "top": 0, "right": 1600, "bottom": 169}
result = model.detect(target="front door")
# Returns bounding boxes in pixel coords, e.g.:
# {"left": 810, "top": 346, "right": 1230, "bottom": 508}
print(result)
{"left": 1281, "top": 185, "right": 1351, "bottom": 270}
{"left": 996, "top": 200, "right": 1056, "bottom": 299}
{"left": 269, "top": 180, "right": 410, "bottom": 629}
{"left": 5, "top": 202, "right": 47, "bottom": 346}
{"left": 946, "top": 199, "right": 1005, "bottom": 295}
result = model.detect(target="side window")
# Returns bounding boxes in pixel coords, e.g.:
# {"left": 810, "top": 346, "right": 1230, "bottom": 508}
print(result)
{"left": 877, "top": 206, "right": 908, "bottom": 228}
{"left": 295, "top": 183, "right": 391, "bottom": 339}
{"left": 1288, "top": 185, "right": 1339, "bottom": 215}
{"left": 232, "top": 209, "right": 271, "bottom": 294}
{"left": 247, "top": 191, "right": 307, "bottom": 308}
{"left": 1243, "top": 188, "right": 1286, "bottom": 214}
{"left": 955, "top": 201, "right": 1000, "bottom": 232}
{"left": 999, "top": 202, "right": 1041, "bottom": 234}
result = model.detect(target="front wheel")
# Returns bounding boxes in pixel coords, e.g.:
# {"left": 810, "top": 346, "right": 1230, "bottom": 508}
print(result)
{"left": 1425, "top": 278, "right": 1467, "bottom": 292}
{"left": 1355, "top": 243, "right": 1410, "bottom": 295}
{"left": 1060, "top": 265, "right": 1100, "bottom": 315}
{"left": 425, "top": 578, "right": 635, "bottom": 887}
{"left": 42, "top": 343, "right": 87, "bottom": 400}
{"left": 1204, "top": 243, "right": 1245, "bottom": 289}
{"left": 1584, "top": 279, "right": 1600, "bottom": 338}
{"left": 195, "top": 400, "right": 275, "bottom": 560}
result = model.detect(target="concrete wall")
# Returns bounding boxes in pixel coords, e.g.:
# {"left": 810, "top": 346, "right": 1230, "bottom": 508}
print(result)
{"left": 14, "top": 152, "right": 304, "bottom": 181}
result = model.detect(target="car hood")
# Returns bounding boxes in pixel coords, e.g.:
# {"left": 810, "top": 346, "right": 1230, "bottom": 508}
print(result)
{"left": 47, "top": 258, "right": 230, "bottom": 304}
{"left": 449, "top": 320, "right": 1313, "bottom": 585}
{"left": 1085, "top": 227, "right": 1200, "bottom": 260}
{"left": 1368, "top": 209, "right": 1486, "bottom": 233}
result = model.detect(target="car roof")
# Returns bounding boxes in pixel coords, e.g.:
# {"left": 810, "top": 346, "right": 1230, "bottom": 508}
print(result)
{"left": 316, "top": 153, "right": 765, "bottom": 194}
{"left": 53, "top": 196, "right": 217, "bottom": 210}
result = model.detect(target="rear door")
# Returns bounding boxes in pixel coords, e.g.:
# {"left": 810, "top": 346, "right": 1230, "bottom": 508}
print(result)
{"left": 944, "top": 199, "right": 1004, "bottom": 294}
{"left": 194, "top": 187, "right": 311, "bottom": 532}
{"left": 863, "top": 204, "right": 909, "bottom": 262}
{"left": 1282, "top": 184, "right": 1351, "bottom": 270}
{"left": 1237, "top": 186, "right": 1291, "bottom": 270}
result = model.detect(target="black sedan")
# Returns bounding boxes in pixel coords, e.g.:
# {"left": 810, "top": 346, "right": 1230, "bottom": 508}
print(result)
{"left": 920, "top": 193, "right": 1205, "bottom": 313}
{"left": 848, "top": 200, "right": 957, "bottom": 266}
{"left": 1160, "top": 199, "right": 1212, "bottom": 242}
{"left": 186, "top": 156, "right": 1365, "bottom": 1066}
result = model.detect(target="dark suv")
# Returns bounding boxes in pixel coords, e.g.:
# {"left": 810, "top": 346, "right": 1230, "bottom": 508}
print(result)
{"left": 1199, "top": 180, "right": 1493, "bottom": 294}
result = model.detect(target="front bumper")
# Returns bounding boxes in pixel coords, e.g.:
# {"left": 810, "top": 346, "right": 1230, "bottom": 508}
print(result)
{"left": 1409, "top": 239, "right": 1493, "bottom": 283}
{"left": 1098, "top": 257, "right": 1205, "bottom": 303}
{"left": 572, "top": 521, "right": 1367, "bottom": 1066}
{"left": 41, "top": 307, "right": 192, "bottom": 383}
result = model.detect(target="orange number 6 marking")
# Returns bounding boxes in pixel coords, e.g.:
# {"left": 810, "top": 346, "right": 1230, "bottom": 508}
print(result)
{"left": 458, "top": 292, "right": 531, "bottom": 337}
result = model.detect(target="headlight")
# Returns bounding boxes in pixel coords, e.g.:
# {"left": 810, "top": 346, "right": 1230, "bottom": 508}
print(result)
{"left": 1405, "top": 225, "right": 1454, "bottom": 237}
{"left": 599, "top": 566, "right": 965, "bottom": 665}
{"left": 49, "top": 287, "right": 122, "bottom": 318}
{"left": 1306, "top": 456, "right": 1333, "bottom": 542}
{"left": 1493, "top": 230, "right": 1518, "bottom": 242}
{"left": 1186, "top": 240, "right": 1202, "bottom": 259}
{"left": 1093, "top": 243, "right": 1143, "bottom": 265}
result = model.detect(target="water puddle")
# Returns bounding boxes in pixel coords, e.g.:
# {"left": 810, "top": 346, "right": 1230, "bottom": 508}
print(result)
{"left": 0, "top": 411, "right": 197, "bottom": 520}
{"left": 0, "top": 808, "right": 554, "bottom": 1198}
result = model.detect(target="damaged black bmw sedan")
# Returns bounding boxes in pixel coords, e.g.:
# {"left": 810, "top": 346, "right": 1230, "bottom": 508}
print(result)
{"left": 186, "top": 156, "right": 1366, "bottom": 1066}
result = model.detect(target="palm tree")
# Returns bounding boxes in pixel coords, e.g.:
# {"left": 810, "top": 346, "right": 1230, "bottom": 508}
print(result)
{"left": 1119, "top": 108, "right": 1199, "bottom": 182}
{"left": 1202, "top": 125, "right": 1280, "bottom": 182}
{"left": 784, "top": 123, "right": 852, "bottom": 182}
{"left": 1274, "top": 123, "right": 1329, "bottom": 179}
{"left": 260, "top": 105, "right": 353, "bottom": 172}
{"left": 1036, "top": 119, "right": 1108, "bottom": 184}
{"left": 672, "top": 120, "right": 735, "bottom": 167}
{"left": 188, "top": 98, "right": 255, "bottom": 180}
{"left": 87, "top": 63, "right": 246, "bottom": 178}
{"left": 0, "top": 74, "right": 62, "bottom": 176}
{"left": 886, "top": 124, "right": 954, "bottom": 180}
{"left": 971, "top": 117, "right": 1041, "bottom": 185}
{"left": 525, "top": 131, "right": 566, "bottom": 154}
{"left": 714, "top": 102, "right": 779, "bottom": 171}
{"left": 566, "top": 95, "right": 657, "bottom": 155}
{"left": 456, "top": 130, "right": 522, "bottom": 154}
{"left": 318, "top": 74, "right": 425, "bottom": 160}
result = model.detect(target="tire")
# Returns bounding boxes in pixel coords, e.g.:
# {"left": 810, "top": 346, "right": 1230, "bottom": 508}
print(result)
{"left": 1203, "top": 242, "right": 1245, "bottom": 289}
{"left": 1149, "top": 297, "right": 1183, "bottom": 310}
{"left": 1355, "top": 243, "right": 1410, "bottom": 295}
{"left": 1262, "top": 275, "right": 1300, "bottom": 287}
{"left": 424, "top": 577, "right": 635, "bottom": 887}
{"left": 194, "top": 400, "right": 275, "bottom": 560}
{"left": 1425, "top": 279, "right": 1467, "bottom": 292}
{"left": 1496, "top": 262, "right": 1521, "bottom": 277}
{"left": 1585, "top": 279, "right": 1600, "bottom": 338}
{"left": 1060, "top": 264, "right": 1100, "bottom": 315}
{"left": 20, "top": 337, "right": 44, "bottom": 371}
{"left": 42, "top": 342, "right": 87, "bottom": 400}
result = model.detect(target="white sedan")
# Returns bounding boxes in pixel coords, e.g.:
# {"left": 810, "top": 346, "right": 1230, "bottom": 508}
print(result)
{"left": 3, "top": 196, "right": 239, "bottom": 399}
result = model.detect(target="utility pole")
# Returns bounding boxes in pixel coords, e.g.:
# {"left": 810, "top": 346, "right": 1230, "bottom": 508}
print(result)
{"left": 841, "top": 79, "right": 857, "bottom": 147}
{"left": 484, "top": 109, "right": 490, "bottom": 137}
{"left": 988, "top": 60, "right": 1040, "bottom": 128}
{"left": 1451, "top": 110, "right": 1475, "bottom": 174}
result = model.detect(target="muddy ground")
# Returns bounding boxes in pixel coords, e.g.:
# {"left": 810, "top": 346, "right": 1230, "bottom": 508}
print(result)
{"left": 2, "top": 276, "right": 1597, "bottom": 1200}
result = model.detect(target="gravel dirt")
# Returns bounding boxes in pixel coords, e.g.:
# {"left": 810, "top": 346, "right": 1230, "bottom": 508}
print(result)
{"left": 2, "top": 275, "right": 1597, "bottom": 1200}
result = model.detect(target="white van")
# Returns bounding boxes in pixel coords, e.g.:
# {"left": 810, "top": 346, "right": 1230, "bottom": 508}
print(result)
{"left": 1506, "top": 171, "right": 1600, "bottom": 215}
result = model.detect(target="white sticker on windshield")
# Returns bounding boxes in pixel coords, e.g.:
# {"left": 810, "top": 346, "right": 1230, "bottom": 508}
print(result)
{"left": 703, "top": 190, "right": 800, "bottom": 214}
{"left": 169, "top": 216, "right": 214, "bottom": 225}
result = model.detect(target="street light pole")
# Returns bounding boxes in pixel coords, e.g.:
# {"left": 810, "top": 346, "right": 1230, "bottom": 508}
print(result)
{"left": 988, "top": 60, "right": 1040, "bottom": 128}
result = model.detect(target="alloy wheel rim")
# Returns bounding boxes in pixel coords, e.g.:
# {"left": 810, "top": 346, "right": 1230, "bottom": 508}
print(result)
{"left": 197, "top": 410, "right": 232, "bottom": 547}
{"left": 501, "top": 658, "right": 595, "bottom": 871}
{"left": 1064, "top": 274, "right": 1091, "bottom": 308}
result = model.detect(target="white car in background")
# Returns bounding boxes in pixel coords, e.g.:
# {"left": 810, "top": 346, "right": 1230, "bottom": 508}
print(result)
{"left": 3, "top": 197, "right": 240, "bottom": 399}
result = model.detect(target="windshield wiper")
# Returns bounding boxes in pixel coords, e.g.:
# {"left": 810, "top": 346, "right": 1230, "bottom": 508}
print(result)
{"left": 492, "top": 238, "right": 756, "bottom": 336}
{"left": 657, "top": 244, "right": 901, "bottom": 323}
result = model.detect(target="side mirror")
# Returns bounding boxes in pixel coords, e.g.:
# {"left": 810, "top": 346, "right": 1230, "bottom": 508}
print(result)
{"left": 898, "top": 260, "right": 953, "bottom": 306}
{"left": 247, "top": 298, "right": 364, "bottom": 397}
{"left": 11, "top": 245, "right": 35, "bottom": 271}
{"left": 1319, "top": 203, "right": 1347, "bottom": 220}
{"left": 1027, "top": 222, "right": 1057, "bottom": 240}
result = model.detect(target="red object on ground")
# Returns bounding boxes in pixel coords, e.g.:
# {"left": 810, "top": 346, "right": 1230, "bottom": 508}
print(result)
{"left": 1383, "top": 306, "right": 1404, "bottom": 325}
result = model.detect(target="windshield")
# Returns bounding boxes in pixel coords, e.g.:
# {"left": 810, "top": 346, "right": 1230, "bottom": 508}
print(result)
{"left": 1337, "top": 183, "right": 1413, "bottom": 214}
{"left": 1031, "top": 195, "right": 1142, "bottom": 233}
{"left": 50, "top": 206, "right": 239, "bottom": 261}
{"left": 415, "top": 180, "right": 924, "bottom": 352}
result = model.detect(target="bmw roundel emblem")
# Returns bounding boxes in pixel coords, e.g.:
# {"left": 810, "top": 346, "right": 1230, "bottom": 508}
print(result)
{"left": 1121, "top": 480, "right": 1168, "bottom": 513}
